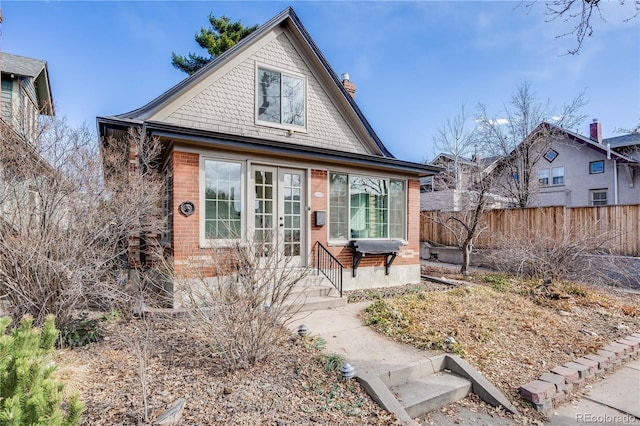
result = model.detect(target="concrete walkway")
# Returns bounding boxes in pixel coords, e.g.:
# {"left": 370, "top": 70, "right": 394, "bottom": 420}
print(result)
{"left": 290, "top": 301, "right": 437, "bottom": 376}
{"left": 549, "top": 359, "right": 640, "bottom": 425}
{"left": 289, "top": 290, "right": 640, "bottom": 424}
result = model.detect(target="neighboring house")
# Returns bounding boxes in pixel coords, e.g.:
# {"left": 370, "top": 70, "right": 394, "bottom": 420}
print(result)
{"left": 98, "top": 7, "right": 440, "bottom": 302}
{"left": 519, "top": 120, "right": 639, "bottom": 207}
{"left": 0, "top": 52, "right": 55, "bottom": 228}
{"left": 0, "top": 52, "right": 54, "bottom": 145}
{"left": 420, "top": 153, "right": 510, "bottom": 211}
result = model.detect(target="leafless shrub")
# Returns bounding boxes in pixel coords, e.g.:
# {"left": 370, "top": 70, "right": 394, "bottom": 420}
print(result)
{"left": 177, "top": 239, "right": 310, "bottom": 370}
{"left": 484, "top": 222, "right": 630, "bottom": 286}
{"left": 0, "top": 118, "right": 168, "bottom": 328}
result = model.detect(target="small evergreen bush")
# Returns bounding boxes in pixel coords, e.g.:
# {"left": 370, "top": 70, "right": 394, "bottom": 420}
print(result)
{"left": 0, "top": 315, "right": 84, "bottom": 425}
{"left": 60, "top": 314, "right": 105, "bottom": 348}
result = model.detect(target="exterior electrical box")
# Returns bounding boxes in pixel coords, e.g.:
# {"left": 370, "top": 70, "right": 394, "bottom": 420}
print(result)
{"left": 314, "top": 210, "right": 326, "bottom": 227}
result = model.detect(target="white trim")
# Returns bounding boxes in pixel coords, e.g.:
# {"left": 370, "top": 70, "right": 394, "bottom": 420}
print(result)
{"left": 327, "top": 171, "right": 408, "bottom": 244}
{"left": 254, "top": 62, "right": 307, "bottom": 133}
{"left": 199, "top": 156, "right": 246, "bottom": 248}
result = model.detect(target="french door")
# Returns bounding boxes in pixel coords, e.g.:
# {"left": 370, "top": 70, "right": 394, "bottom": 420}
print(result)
{"left": 251, "top": 165, "right": 306, "bottom": 266}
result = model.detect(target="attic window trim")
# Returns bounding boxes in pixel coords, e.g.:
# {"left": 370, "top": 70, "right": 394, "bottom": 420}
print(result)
{"left": 544, "top": 149, "right": 559, "bottom": 163}
{"left": 255, "top": 63, "right": 307, "bottom": 133}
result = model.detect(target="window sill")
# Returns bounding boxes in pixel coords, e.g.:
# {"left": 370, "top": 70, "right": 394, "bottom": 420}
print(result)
{"left": 255, "top": 120, "right": 307, "bottom": 134}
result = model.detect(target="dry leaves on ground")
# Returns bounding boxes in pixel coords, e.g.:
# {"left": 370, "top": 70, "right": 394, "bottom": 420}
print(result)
{"left": 358, "top": 265, "right": 640, "bottom": 423}
{"left": 56, "top": 318, "right": 396, "bottom": 425}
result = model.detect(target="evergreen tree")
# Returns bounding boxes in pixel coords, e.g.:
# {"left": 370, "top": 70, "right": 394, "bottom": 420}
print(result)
{"left": 172, "top": 14, "right": 258, "bottom": 75}
{"left": 0, "top": 315, "right": 84, "bottom": 425}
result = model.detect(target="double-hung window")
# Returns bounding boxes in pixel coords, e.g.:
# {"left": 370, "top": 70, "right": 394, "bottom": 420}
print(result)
{"left": 538, "top": 169, "right": 549, "bottom": 186}
{"left": 552, "top": 166, "right": 565, "bottom": 185}
{"left": 590, "top": 189, "right": 607, "bottom": 206}
{"left": 329, "top": 172, "right": 406, "bottom": 241}
{"left": 256, "top": 66, "right": 306, "bottom": 129}
{"left": 203, "top": 159, "right": 242, "bottom": 242}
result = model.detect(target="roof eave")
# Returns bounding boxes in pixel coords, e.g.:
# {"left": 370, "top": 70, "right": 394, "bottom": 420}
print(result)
{"left": 142, "top": 119, "right": 441, "bottom": 176}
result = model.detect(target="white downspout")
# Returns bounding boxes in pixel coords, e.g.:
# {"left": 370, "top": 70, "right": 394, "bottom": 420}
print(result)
{"left": 607, "top": 144, "right": 618, "bottom": 205}
{"left": 613, "top": 159, "right": 618, "bottom": 205}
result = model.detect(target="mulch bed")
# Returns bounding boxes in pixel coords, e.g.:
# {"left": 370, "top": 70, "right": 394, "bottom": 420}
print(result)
{"left": 56, "top": 317, "right": 395, "bottom": 425}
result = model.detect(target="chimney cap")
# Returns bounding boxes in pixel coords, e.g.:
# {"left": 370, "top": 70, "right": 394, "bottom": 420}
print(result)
{"left": 341, "top": 72, "right": 350, "bottom": 81}
{"left": 592, "top": 118, "right": 599, "bottom": 123}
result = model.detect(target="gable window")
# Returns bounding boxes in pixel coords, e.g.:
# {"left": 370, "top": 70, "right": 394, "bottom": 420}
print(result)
{"left": 552, "top": 166, "right": 565, "bottom": 185}
{"left": 256, "top": 66, "right": 305, "bottom": 129}
{"left": 544, "top": 149, "right": 558, "bottom": 162}
{"left": 203, "top": 159, "right": 242, "bottom": 241}
{"left": 329, "top": 172, "right": 406, "bottom": 241}
{"left": 538, "top": 169, "right": 549, "bottom": 186}
{"left": 590, "top": 189, "right": 607, "bottom": 206}
{"left": 590, "top": 160, "right": 604, "bottom": 174}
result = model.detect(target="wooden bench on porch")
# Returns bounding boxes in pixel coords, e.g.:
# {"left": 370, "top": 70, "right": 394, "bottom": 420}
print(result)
{"left": 348, "top": 239, "right": 403, "bottom": 277}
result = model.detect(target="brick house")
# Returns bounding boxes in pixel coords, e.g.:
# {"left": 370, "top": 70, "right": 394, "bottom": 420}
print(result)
{"left": 98, "top": 7, "right": 440, "bottom": 303}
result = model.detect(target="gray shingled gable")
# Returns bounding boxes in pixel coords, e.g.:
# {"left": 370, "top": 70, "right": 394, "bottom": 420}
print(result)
{"left": 110, "top": 6, "right": 394, "bottom": 158}
{"left": 1, "top": 52, "right": 46, "bottom": 78}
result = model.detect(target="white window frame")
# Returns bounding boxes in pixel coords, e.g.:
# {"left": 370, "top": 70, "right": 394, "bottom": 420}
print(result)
{"left": 551, "top": 166, "right": 565, "bottom": 185}
{"left": 255, "top": 63, "right": 307, "bottom": 132}
{"left": 199, "top": 157, "right": 245, "bottom": 248}
{"left": 538, "top": 168, "right": 549, "bottom": 186}
{"left": 590, "top": 189, "right": 607, "bottom": 206}
{"left": 328, "top": 172, "right": 407, "bottom": 243}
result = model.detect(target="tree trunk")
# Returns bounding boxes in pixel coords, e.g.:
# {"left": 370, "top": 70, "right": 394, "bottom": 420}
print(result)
{"left": 460, "top": 239, "right": 472, "bottom": 276}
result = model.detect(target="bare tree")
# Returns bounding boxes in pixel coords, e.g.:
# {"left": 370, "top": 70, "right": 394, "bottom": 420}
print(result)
{"left": 475, "top": 81, "right": 588, "bottom": 207}
{"left": 0, "top": 117, "right": 167, "bottom": 329}
{"left": 432, "top": 105, "right": 478, "bottom": 191}
{"left": 428, "top": 106, "right": 491, "bottom": 275}
{"left": 523, "top": 0, "right": 640, "bottom": 54}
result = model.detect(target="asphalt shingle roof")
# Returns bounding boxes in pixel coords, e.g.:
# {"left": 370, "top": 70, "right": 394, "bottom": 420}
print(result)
{"left": 0, "top": 52, "right": 46, "bottom": 78}
{"left": 604, "top": 133, "right": 640, "bottom": 149}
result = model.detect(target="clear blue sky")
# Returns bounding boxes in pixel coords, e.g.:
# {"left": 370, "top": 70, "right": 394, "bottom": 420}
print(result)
{"left": 2, "top": 1, "right": 638, "bottom": 162}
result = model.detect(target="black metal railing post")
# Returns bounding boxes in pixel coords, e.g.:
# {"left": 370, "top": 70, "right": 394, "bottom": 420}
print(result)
{"left": 316, "top": 242, "right": 343, "bottom": 298}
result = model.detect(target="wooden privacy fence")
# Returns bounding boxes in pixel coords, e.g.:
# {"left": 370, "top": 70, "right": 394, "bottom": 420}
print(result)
{"left": 420, "top": 205, "right": 640, "bottom": 257}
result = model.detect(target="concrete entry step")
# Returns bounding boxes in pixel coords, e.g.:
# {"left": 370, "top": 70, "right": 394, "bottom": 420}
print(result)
{"left": 284, "top": 283, "right": 346, "bottom": 313}
{"left": 392, "top": 371, "right": 471, "bottom": 418}
{"left": 285, "top": 294, "right": 346, "bottom": 313}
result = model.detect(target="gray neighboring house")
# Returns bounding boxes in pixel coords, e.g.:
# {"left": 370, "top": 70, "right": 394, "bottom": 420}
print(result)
{"left": 0, "top": 52, "right": 55, "bottom": 228}
{"left": 0, "top": 52, "right": 54, "bottom": 144}
{"left": 421, "top": 120, "right": 640, "bottom": 211}
{"left": 528, "top": 120, "right": 639, "bottom": 207}
{"left": 420, "top": 153, "right": 511, "bottom": 211}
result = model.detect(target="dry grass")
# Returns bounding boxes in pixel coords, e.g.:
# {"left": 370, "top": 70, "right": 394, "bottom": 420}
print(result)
{"left": 361, "top": 267, "right": 640, "bottom": 416}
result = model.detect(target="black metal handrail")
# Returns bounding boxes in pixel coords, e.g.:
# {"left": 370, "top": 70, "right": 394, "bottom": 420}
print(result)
{"left": 316, "top": 242, "right": 344, "bottom": 298}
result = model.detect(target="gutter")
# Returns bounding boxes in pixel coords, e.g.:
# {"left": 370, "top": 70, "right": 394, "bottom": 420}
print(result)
{"left": 144, "top": 120, "right": 443, "bottom": 176}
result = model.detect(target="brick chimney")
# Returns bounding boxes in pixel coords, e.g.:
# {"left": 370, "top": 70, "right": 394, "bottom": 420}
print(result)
{"left": 590, "top": 118, "right": 602, "bottom": 143}
{"left": 341, "top": 73, "right": 356, "bottom": 99}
